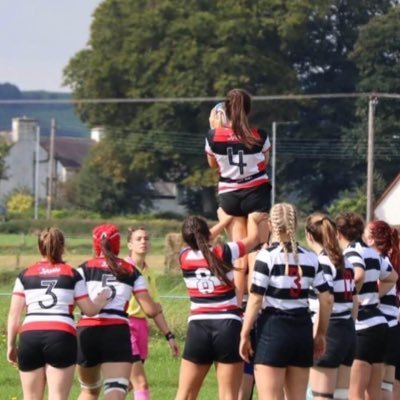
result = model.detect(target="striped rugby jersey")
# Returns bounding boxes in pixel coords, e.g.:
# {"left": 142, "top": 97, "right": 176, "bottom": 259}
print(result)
{"left": 12, "top": 261, "right": 88, "bottom": 335}
{"left": 77, "top": 257, "right": 147, "bottom": 327}
{"left": 344, "top": 240, "right": 392, "bottom": 330}
{"left": 310, "top": 252, "right": 356, "bottom": 320}
{"left": 378, "top": 256, "right": 398, "bottom": 327}
{"left": 205, "top": 127, "right": 271, "bottom": 194}
{"left": 179, "top": 241, "right": 245, "bottom": 322}
{"left": 251, "top": 243, "right": 330, "bottom": 312}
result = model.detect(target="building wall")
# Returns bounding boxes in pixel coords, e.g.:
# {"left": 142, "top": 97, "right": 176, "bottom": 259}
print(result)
{"left": 375, "top": 181, "right": 400, "bottom": 225}
{"left": 151, "top": 198, "right": 186, "bottom": 215}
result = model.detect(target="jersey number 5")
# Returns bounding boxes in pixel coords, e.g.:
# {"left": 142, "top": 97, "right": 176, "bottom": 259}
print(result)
{"left": 227, "top": 147, "right": 247, "bottom": 175}
{"left": 39, "top": 280, "right": 58, "bottom": 309}
{"left": 102, "top": 274, "right": 117, "bottom": 300}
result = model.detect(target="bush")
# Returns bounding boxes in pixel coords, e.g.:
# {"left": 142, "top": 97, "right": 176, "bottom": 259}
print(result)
{"left": 328, "top": 189, "right": 367, "bottom": 218}
{"left": 6, "top": 191, "right": 33, "bottom": 214}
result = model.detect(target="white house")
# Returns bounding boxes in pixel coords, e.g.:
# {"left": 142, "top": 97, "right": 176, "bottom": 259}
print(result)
{"left": 374, "top": 174, "right": 400, "bottom": 226}
{"left": 0, "top": 117, "right": 95, "bottom": 200}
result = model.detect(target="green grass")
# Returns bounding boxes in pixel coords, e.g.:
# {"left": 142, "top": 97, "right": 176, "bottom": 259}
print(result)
{"left": 0, "top": 273, "right": 221, "bottom": 399}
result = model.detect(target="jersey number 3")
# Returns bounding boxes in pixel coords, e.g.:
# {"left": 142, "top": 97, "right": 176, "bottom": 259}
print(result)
{"left": 227, "top": 147, "right": 247, "bottom": 175}
{"left": 39, "top": 280, "right": 58, "bottom": 309}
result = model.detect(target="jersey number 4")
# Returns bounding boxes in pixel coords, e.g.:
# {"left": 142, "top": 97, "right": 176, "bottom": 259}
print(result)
{"left": 227, "top": 147, "right": 247, "bottom": 175}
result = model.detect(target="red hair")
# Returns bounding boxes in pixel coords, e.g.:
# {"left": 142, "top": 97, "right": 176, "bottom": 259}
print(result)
{"left": 92, "top": 224, "right": 120, "bottom": 256}
{"left": 368, "top": 220, "right": 400, "bottom": 293}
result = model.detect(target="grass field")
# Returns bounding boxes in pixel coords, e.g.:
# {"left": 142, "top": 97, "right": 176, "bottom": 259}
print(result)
{"left": 0, "top": 268, "right": 221, "bottom": 399}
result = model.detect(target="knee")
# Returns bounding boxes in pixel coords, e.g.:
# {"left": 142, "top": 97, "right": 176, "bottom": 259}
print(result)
{"left": 79, "top": 379, "right": 102, "bottom": 398}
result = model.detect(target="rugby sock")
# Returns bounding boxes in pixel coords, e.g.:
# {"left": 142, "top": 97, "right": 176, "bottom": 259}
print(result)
{"left": 134, "top": 389, "right": 150, "bottom": 400}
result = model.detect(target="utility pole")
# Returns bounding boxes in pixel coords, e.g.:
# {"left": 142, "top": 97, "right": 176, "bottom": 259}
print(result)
{"left": 271, "top": 122, "right": 277, "bottom": 207}
{"left": 34, "top": 125, "right": 40, "bottom": 220}
{"left": 46, "top": 119, "right": 56, "bottom": 220}
{"left": 366, "top": 97, "right": 378, "bottom": 222}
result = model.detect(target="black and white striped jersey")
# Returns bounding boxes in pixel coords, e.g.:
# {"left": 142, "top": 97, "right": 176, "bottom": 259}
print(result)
{"left": 205, "top": 127, "right": 271, "bottom": 194}
{"left": 251, "top": 243, "right": 330, "bottom": 312}
{"left": 344, "top": 240, "right": 392, "bottom": 330}
{"left": 378, "top": 256, "right": 398, "bottom": 327}
{"left": 77, "top": 256, "right": 147, "bottom": 327}
{"left": 312, "top": 252, "right": 356, "bottom": 320}
{"left": 12, "top": 261, "right": 88, "bottom": 335}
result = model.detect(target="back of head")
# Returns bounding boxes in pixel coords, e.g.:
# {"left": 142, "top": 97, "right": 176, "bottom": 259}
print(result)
{"left": 181, "top": 215, "right": 233, "bottom": 286}
{"left": 269, "top": 203, "right": 299, "bottom": 274}
{"left": 209, "top": 102, "right": 228, "bottom": 129}
{"left": 225, "top": 88, "right": 257, "bottom": 148}
{"left": 38, "top": 227, "right": 65, "bottom": 264}
{"left": 93, "top": 224, "right": 120, "bottom": 257}
{"left": 335, "top": 212, "right": 364, "bottom": 242}
{"left": 306, "top": 212, "right": 344, "bottom": 270}
{"left": 93, "top": 224, "right": 128, "bottom": 280}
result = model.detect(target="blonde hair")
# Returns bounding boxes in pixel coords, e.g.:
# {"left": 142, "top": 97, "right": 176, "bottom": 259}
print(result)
{"left": 269, "top": 203, "right": 301, "bottom": 276}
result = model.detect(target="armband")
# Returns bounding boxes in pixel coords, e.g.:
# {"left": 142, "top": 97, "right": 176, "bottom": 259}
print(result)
{"left": 165, "top": 331, "right": 175, "bottom": 341}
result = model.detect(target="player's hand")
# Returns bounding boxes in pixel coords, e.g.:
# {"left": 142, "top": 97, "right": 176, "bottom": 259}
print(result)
{"left": 7, "top": 345, "right": 17, "bottom": 366}
{"left": 168, "top": 338, "right": 180, "bottom": 357}
{"left": 313, "top": 333, "right": 326, "bottom": 359}
{"left": 217, "top": 207, "right": 233, "bottom": 223}
{"left": 239, "top": 335, "right": 253, "bottom": 363}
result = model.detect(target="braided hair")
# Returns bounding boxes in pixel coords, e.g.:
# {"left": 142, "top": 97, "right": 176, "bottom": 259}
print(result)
{"left": 269, "top": 203, "right": 302, "bottom": 276}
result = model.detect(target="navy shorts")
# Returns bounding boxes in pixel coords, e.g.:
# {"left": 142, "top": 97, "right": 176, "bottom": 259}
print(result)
{"left": 183, "top": 318, "right": 242, "bottom": 364}
{"left": 18, "top": 330, "right": 77, "bottom": 371}
{"left": 77, "top": 324, "right": 139, "bottom": 367}
{"left": 314, "top": 317, "right": 356, "bottom": 368}
{"left": 384, "top": 324, "right": 400, "bottom": 366}
{"left": 355, "top": 323, "right": 388, "bottom": 364}
{"left": 219, "top": 183, "right": 271, "bottom": 217}
{"left": 254, "top": 310, "right": 313, "bottom": 368}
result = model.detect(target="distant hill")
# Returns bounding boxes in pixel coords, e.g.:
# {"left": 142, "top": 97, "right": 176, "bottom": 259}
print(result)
{"left": 0, "top": 83, "right": 90, "bottom": 137}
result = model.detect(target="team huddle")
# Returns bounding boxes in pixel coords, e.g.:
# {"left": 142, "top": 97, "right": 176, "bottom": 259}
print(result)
{"left": 6, "top": 89, "right": 400, "bottom": 400}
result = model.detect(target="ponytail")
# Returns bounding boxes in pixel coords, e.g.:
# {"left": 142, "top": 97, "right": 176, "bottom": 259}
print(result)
{"left": 182, "top": 216, "right": 235, "bottom": 286}
{"left": 38, "top": 227, "right": 65, "bottom": 264}
{"left": 306, "top": 213, "right": 344, "bottom": 271}
{"left": 101, "top": 237, "right": 130, "bottom": 280}
{"left": 225, "top": 88, "right": 258, "bottom": 148}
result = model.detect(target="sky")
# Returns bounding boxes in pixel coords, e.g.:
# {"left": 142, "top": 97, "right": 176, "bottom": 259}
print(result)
{"left": 0, "top": 0, "right": 103, "bottom": 92}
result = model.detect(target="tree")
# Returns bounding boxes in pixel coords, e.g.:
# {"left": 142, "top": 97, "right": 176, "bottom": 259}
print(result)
{"left": 0, "top": 136, "right": 10, "bottom": 181}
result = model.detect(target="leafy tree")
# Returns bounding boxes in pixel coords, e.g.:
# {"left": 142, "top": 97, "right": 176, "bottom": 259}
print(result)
{"left": 0, "top": 136, "right": 10, "bottom": 180}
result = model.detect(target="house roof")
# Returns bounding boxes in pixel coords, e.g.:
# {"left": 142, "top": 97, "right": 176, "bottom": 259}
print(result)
{"left": 374, "top": 173, "right": 400, "bottom": 209}
{"left": 40, "top": 136, "right": 96, "bottom": 169}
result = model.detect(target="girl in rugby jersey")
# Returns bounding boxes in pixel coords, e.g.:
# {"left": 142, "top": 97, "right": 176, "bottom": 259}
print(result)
{"left": 240, "top": 203, "right": 333, "bottom": 400}
{"left": 76, "top": 224, "right": 162, "bottom": 400}
{"left": 305, "top": 213, "right": 357, "bottom": 400}
{"left": 363, "top": 220, "right": 400, "bottom": 400}
{"left": 335, "top": 213, "right": 398, "bottom": 400}
{"left": 175, "top": 208, "right": 265, "bottom": 400}
{"left": 206, "top": 88, "right": 272, "bottom": 306}
{"left": 7, "top": 227, "right": 110, "bottom": 400}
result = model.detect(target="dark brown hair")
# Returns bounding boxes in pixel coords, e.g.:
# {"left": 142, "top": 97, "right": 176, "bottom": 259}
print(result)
{"left": 182, "top": 216, "right": 235, "bottom": 286}
{"left": 225, "top": 88, "right": 259, "bottom": 148}
{"left": 335, "top": 212, "right": 365, "bottom": 242}
{"left": 38, "top": 227, "right": 65, "bottom": 264}
{"left": 306, "top": 213, "right": 345, "bottom": 270}
{"left": 101, "top": 237, "right": 131, "bottom": 280}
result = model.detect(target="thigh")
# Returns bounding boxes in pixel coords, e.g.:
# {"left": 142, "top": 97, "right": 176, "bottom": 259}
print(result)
{"left": 175, "top": 359, "right": 211, "bottom": 400}
{"left": 18, "top": 331, "right": 45, "bottom": 371}
{"left": 215, "top": 361, "right": 243, "bottom": 400}
{"left": 19, "top": 368, "right": 46, "bottom": 400}
{"left": 254, "top": 364, "right": 285, "bottom": 400}
{"left": 46, "top": 364, "right": 75, "bottom": 400}
{"left": 349, "top": 359, "right": 372, "bottom": 398}
{"left": 183, "top": 320, "right": 214, "bottom": 365}
{"left": 285, "top": 366, "right": 310, "bottom": 400}
{"left": 309, "top": 366, "right": 337, "bottom": 397}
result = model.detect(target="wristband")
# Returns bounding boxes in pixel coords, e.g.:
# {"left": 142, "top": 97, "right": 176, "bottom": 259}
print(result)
{"left": 165, "top": 331, "right": 175, "bottom": 341}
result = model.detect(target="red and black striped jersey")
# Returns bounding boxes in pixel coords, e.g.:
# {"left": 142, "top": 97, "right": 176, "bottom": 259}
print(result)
{"left": 12, "top": 260, "right": 88, "bottom": 335}
{"left": 77, "top": 257, "right": 147, "bottom": 327}
{"left": 205, "top": 127, "right": 271, "bottom": 193}
{"left": 179, "top": 242, "right": 245, "bottom": 322}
